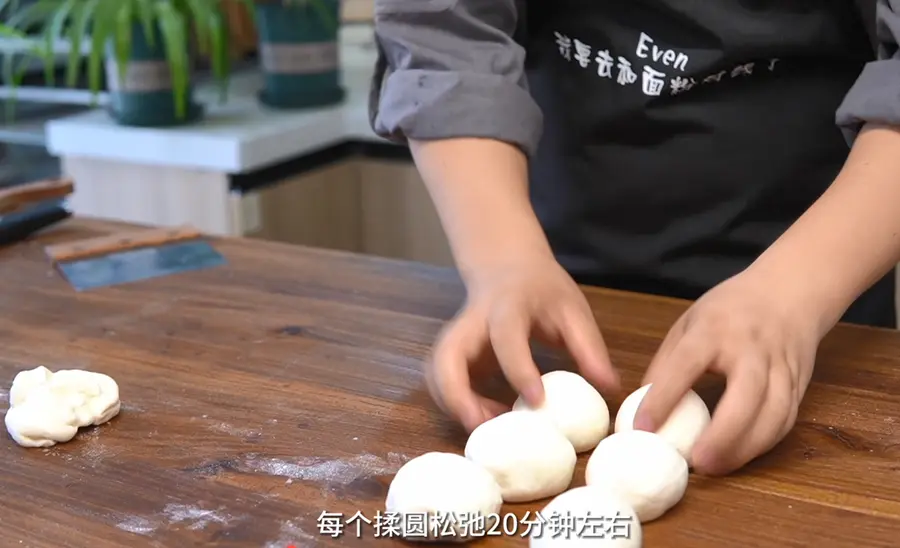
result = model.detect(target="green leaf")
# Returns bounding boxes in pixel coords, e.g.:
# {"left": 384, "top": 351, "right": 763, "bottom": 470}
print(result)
{"left": 134, "top": 0, "right": 155, "bottom": 50}
{"left": 184, "top": 0, "right": 210, "bottom": 56}
{"left": 112, "top": 0, "right": 133, "bottom": 88}
{"left": 43, "top": 0, "right": 77, "bottom": 86}
{"left": 154, "top": 1, "right": 189, "bottom": 119}
{"left": 7, "top": 0, "right": 59, "bottom": 30}
{"left": 205, "top": 2, "right": 229, "bottom": 102}
{"left": 2, "top": 44, "right": 35, "bottom": 122}
{"left": 86, "top": 0, "right": 118, "bottom": 103}
{"left": 64, "top": 0, "right": 98, "bottom": 89}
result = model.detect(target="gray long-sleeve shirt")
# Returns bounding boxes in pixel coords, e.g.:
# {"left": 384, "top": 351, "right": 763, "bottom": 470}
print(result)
{"left": 369, "top": 0, "right": 900, "bottom": 157}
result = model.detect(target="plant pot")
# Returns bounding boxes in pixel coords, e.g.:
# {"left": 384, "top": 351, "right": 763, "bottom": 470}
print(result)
{"left": 105, "top": 23, "right": 203, "bottom": 127}
{"left": 255, "top": 1, "right": 345, "bottom": 109}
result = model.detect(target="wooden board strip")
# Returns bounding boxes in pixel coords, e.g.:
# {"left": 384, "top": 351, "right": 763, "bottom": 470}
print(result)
{"left": 44, "top": 225, "right": 202, "bottom": 263}
{"left": 0, "top": 178, "right": 74, "bottom": 215}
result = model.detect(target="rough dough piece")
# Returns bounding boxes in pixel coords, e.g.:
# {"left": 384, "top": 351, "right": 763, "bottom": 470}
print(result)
{"left": 385, "top": 452, "right": 503, "bottom": 542}
{"left": 585, "top": 430, "right": 688, "bottom": 522}
{"left": 528, "top": 486, "right": 642, "bottom": 547}
{"left": 614, "top": 383, "right": 710, "bottom": 463}
{"left": 4, "top": 366, "right": 120, "bottom": 448}
{"left": 512, "top": 370, "right": 610, "bottom": 453}
{"left": 465, "top": 411, "right": 576, "bottom": 503}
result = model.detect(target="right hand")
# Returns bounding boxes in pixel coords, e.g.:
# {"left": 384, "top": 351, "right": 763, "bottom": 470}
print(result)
{"left": 426, "top": 254, "right": 620, "bottom": 432}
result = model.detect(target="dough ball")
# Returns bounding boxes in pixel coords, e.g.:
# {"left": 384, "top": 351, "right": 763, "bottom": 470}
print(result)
{"left": 585, "top": 430, "right": 688, "bottom": 522}
{"left": 528, "top": 486, "right": 642, "bottom": 547}
{"left": 614, "top": 383, "right": 710, "bottom": 463}
{"left": 4, "top": 366, "right": 121, "bottom": 448}
{"left": 465, "top": 411, "right": 576, "bottom": 502}
{"left": 512, "top": 370, "right": 610, "bottom": 452}
{"left": 385, "top": 452, "right": 503, "bottom": 542}
{"left": 8, "top": 365, "right": 53, "bottom": 407}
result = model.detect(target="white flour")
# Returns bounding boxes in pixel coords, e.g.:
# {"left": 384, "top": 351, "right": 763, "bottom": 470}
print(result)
{"left": 264, "top": 520, "right": 316, "bottom": 548}
{"left": 116, "top": 516, "right": 157, "bottom": 535}
{"left": 76, "top": 428, "right": 116, "bottom": 466}
{"left": 163, "top": 503, "right": 233, "bottom": 530}
{"left": 115, "top": 503, "right": 237, "bottom": 536}
{"left": 207, "top": 422, "right": 260, "bottom": 438}
{"left": 38, "top": 428, "right": 113, "bottom": 466}
{"left": 113, "top": 452, "right": 410, "bottom": 540}
{"left": 243, "top": 452, "right": 409, "bottom": 483}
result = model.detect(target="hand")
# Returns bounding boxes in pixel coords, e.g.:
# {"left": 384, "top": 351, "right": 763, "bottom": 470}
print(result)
{"left": 426, "top": 255, "right": 620, "bottom": 432}
{"left": 635, "top": 270, "right": 822, "bottom": 475}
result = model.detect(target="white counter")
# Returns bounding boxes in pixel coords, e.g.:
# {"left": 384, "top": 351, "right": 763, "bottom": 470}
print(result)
{"left": 46, "top": 25, "right": 385, "bottom": 174}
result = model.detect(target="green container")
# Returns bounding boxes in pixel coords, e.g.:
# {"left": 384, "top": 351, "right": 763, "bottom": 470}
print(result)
{"left": 255, "top": 1, "right": 345, "bottom": 109}
{"left": 105, "top": 22, "right": 202, "bottom": 127}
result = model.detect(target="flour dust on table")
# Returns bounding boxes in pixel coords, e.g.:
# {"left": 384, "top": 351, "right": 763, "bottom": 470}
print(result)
{"left": 240, "top": 452, "right": 410, "bottom": 485}
{"left": 114, "top": 502, "right": 240, "bottom": 537}
{"left": 4, "top": 365, "right": 121, "bottom": 447}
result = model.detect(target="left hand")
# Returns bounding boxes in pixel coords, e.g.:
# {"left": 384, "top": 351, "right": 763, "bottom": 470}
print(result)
{"left": 634, "top": 269, "right": 823, "bottom": 475}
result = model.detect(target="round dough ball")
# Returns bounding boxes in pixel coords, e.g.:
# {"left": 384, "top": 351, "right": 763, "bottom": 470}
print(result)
{"left": 585, "top": 430, "right": 688, "bottom": 522}
{"left": 512, "top": 370, "right": 610, "bottom": 452}
{"left": 385, "top": 452, "right": 502, "bottom": 542}
{"left": 614, "top": 383, "right": 710, "bottom": 463}
{"left": 528, "top": 486, "right": 642, "bottom": 547}
{"left": 465, "top": 411, "right": 576, "bottom": 502}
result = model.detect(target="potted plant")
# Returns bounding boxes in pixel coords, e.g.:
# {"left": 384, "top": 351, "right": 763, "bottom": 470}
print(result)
{"left": 254, "top": 0, "right": 344, "bottom": 109}
{"left": 0, "top": 21, "right": 55, "bottom": 120}
{"left": 6, "top": 0, "right": 254, "bottom": 127}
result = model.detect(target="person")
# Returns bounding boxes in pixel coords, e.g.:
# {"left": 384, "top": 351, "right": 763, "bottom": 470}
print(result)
{"left": 368, "top": 0, "right": 900, "bottom": 475}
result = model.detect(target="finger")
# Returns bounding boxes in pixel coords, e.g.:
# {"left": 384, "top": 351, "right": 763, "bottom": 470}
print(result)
{"left": 635, "top": 332, "right": 716, "bottom": 432}
{"left": 689, "top": 354, "right": 769, "bottom": 471}
{"left": 768, "top": 363, "right": 801, "bottom": 451}
{"left": 488, "top": 307, "right": 545, "bottom": 407}
{"left": 429, "top": 327, "right": 492, "bottom": 432}
{"left": 694, "top": 366, "right": 794, "bottom": 475}
{"left": 477, "top": 395, "right": 510, "bottom": 421}
{"left": 558, "top": 305, "right": 619, "bottom": 391}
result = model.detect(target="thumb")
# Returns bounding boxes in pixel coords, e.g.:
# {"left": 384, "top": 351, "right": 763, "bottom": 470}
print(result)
{"left": 559, "top": 305, "right": 619, "bottom": 392}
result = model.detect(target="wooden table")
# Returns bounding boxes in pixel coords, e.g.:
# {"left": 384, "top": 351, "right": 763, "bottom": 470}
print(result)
{"left": 1, "top": 218, "right": 899, "bottom": 547}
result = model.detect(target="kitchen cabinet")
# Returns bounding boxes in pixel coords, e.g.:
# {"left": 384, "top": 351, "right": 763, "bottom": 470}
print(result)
{"left": 357, "top": 159, "right": 455, "bottom": 267}
{"left": 236, "top": 162, "right": 363, "bottom": 253}
{"left": 236, "top": 158, "right": 455, "bottom": 267}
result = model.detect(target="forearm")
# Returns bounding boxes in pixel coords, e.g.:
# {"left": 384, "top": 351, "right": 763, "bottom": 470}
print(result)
{"left": 371, "top": 0, "right": 551, "bottom": 286}
{"left": 750, "top": 125, "right": 900, "bottom": 335}
{"left": 410, "top": 138, "right": 554, "bottom": 286}
{"left": 748, "top": 0, "right": 900, "bottom": 335}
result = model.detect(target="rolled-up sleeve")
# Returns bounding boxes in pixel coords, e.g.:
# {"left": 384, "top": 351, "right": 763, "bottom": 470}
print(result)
{"left": 836, "top": 0, "right": 900, "bottom": 143}
{"left": 368, "top": 0, "right": 543, "bottom": 157}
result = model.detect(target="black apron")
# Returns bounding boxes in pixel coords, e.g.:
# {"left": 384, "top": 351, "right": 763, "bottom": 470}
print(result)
{"left": 521, "top": 0, "right": 896, "bottom": 329}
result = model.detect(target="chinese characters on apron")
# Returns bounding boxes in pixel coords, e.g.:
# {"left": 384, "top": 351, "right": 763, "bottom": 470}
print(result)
{"left": 553, "top": 31, "right": 778, "bottom": 97}
{"left": 522, "top": 1, "right": 894, "bottom": 328}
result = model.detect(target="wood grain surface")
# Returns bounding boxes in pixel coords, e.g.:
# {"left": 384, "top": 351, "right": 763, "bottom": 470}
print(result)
{"left": 1, "top": 218, "right": 899, "bottom": 547}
